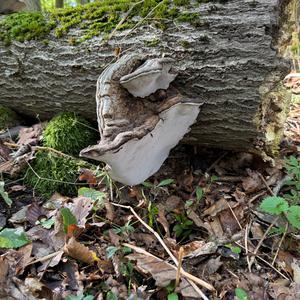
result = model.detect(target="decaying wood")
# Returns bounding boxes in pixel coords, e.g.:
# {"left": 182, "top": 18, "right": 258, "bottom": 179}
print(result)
{"left": 0, "top": 0, "right": 294, "bottom": 153}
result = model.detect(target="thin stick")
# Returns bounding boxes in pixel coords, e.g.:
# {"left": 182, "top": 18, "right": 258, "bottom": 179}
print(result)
{"left": 258, "top": 173, "right": 275, "bottom": 196}
{"left": 111, "top": 203, "right": 215, "bottom": 295}
{"left": 225, "top": 200, "right": 242, "bottom": 230}
{"left": 107, "top": 0, "right": 144, "bottom": 42}
{"left": 27, "top": 250, "right": 63, "bottom": 266}
{"left": 175, "top": 247, "right": 184, "bottom": 289}
{"left": 248, "top": 216, "right": 279, "bottom": 270}
{"left": 121, "top": 1, "right": 164, "bottom": 43}
{"left": 272, "top": 222, "right": 289, "bottom": 265}
{"left": 123, "top": 242, "right": 212, "bottom": 298}
{"left": 245, "top": 222, "right": 251, "bottom": 273}
{"left": 235, "top": 242, "right": 289, "bottom": 281}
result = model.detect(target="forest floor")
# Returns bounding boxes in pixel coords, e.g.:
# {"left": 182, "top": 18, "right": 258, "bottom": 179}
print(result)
{"left": 0, "top": 96, "right": 299, "bottom": 300}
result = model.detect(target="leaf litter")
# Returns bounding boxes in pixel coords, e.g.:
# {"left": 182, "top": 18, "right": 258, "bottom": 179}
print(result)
{"left": 0, "top": 103, "right": 299, "bottom": 299}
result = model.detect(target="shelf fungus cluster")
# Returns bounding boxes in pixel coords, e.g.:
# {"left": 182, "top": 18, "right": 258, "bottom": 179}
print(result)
{"left": 80, "top": 54, "right": 201, "bottom": 185}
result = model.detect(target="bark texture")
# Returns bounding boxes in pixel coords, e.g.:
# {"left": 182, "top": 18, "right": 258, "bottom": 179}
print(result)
{"left": 0, "top": 0, "right": 293, "bottom": 153}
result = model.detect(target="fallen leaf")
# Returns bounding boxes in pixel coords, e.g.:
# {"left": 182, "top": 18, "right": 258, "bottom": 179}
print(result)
{"left": 242, "top": 169, "right": 263, "bottom": 193}
{"left": 17, "top": 123, "right": 43, "bottom": 146}
{"left": 291, "top": 259, "right": 300, "bottom": 285}
{"left": 127, "top": 253, "right": 200, "bottom": 298}
{"left": 157, "top": 205, "right": 170, "bottom": 236}
{"left": 0, "top": 227, "right": 30, "bottom": 249}
{"left": 64, "top": 237, "right": 99, "bottom": 264}
{"left": 26, "top": 202, "right": 47, "bottom": 225}
{"left": 183, "top": 241, "right": 219, "bottom": 258}
{"left": 69, "top": 196, "right": 93, "bottom": 227}
{"left": 79, "top": 168, "right": 98, "bottom": 186}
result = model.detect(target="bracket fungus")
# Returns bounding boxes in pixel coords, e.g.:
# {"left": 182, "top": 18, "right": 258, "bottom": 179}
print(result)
{"left": 80, "top": 54, "right": 201, "bottom": 185}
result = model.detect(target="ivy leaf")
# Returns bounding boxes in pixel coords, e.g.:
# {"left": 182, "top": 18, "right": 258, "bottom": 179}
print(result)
{"left": 0, "top": 227, "right": 30, "bottom": 249}
{"left": 235, "top": 288, "right": 248, "bottom": 300}
{"left": 106, "top": 291, "right": 118, "bottom": 300}
{"left": 142, "top": 181, "right": 154, "bottom": 188}
{"left": 196, "top": 186, "right": 203, "bottom": 201}
{"left": 157, "top": 179, "right": 174, "bottom": 187}
{"left": 60, "top": 208, "right": 77, "bottom": 233}
{"left": 259, "top": 196, "right": 289, "bottom": 215}
{"left": 287, "top": 206, "right": 300, "bottom": 229}
{"left": 40, "top": 217, "right": 55, "bottom": 229}
{"left": 0, "top": 181, "right": 12, "bottom": 207}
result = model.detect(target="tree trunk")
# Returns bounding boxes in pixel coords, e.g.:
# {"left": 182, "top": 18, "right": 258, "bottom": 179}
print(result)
{"left": 23, "top": 0, "right": 41, "bottom": 11}
{"left": 55, "top": 0, "right": 63, "bottom": 8}
{"left": 0, "top": 0, "right": 294, "bottom": 154}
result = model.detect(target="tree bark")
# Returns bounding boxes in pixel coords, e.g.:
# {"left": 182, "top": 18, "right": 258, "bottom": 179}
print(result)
{"left": 55, "top": 0, "right": 63, "bottom": 8}
{"left": 23, "top": 0, "right": 41, "bottom": 11}
{"left": 0, "top": 0, "right": 294, "bottom": 153}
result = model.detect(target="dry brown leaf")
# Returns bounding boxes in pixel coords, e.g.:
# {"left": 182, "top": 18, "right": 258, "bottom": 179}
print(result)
{"left": 64, "top": 237, "right": 98, "bottom": 264}
{"left": 0, "top": 139, "right": 11, "bottom": 161}
{"left": 26, "top": 202, "right": 47, "bottom": 225}
{"left": 69, "top": 196, "right": 93, "bottom": 227}
{"left": 157, "top": 206, "right": 170, "bottom": 236}
{"left": 291, "top": 259, "right": 300, "bottom": 285}
{"left": 242, "top": 169, "right": 263, "bottom": 193}
{"left": 203, "top": 256, "right": 223, "bottom": 276}
{"left": 127, "top": 253, "right": 199, "bottom": 298}
{"left": 79, "top": 168, "right": 98, "bottom": 187}
{"left": 105, "top": 200, "right": 115, "bottom": 221}
{"left": 9, "top": 185, "right": 26, "bottom": 192}
{"left": 203, "top": 198, "right": 236, "bottom": 217}
{"left": 17, "top": 123, "right": 43, "bottom": 146}
{"left": 183, "top": 241, "right": 219, "bottom": 258}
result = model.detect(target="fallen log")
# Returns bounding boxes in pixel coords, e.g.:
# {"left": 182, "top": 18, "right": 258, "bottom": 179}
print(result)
{"left": 0, "top": 0, "right": 296, "bottom": 154}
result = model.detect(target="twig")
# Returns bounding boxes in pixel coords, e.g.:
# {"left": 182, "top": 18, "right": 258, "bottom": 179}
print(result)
{"left": 248, "top": 216, "right": 279, "bottom": 271}
{"left": 111, "top": 203, "right": 215, "bottom": 296}
{"left": 235, "top": 242, "right": 289, "bottom": 281}
{"left": 120, "top": 1, "right": 164, "bottom": 43}
{"left": 225, "top": 200, "right": 242, "bottom": 230}
{"left": 175, "top": 247, "right": 184, "bottom": 289}
{"left": 4, "top": 142, "right": 75, "bottom": 159}
{"left": 107, "top": 0, "right": 144, "bottom": 42}
{"left": 123, "top": 242, "right": 212, "bottom": 298}
{"left": 272, "top": 222, "right": 289, "bottom": 265}
{"left": 27, "top": 250, "right": 63, "bottom": 266}
{"left": 245, "top": 222, "right": 251, "bottom": 273}
{"left": 258, "top": 173, "right": 275, "bottom": 196}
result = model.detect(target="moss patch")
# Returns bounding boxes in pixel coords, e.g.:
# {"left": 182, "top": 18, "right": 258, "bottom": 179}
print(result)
{"left": 0, "top": 0, "right": 204, "bottom": 43}
{"left": 24, "top": 151, "right": 87, "bottom": 197}
{"left": 0, "top": 105, "right": 20, "bottom": 130}
{"left": 0, "top": 12, "right": 55, "bottom": 44}
{"left": 43, "top": 112, "right": 98, "bottom": 156}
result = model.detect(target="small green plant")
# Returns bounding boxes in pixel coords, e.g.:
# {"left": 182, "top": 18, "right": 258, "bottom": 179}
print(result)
{"left": 113, "top": 220, "right": 135, "bottom": 236}
{"left": 148, "top": 202, "right": 159, "bottom": 228}
{"left": 43, "top": 112, "right": 98, "bottom": 155}
{"left": 260, "top": 196, "right": 300, "bottom": 229}
{"left": 259, "top": 156, "right": 300, "bottom": 229}
{"left": 235, "top": 288, "right": 248, "bottom": 300}
{"left": 173, "top": 214, "right": 193, "bottom": 239}
{"left": 166, "top": 282, "right": 179, "bottom": 300}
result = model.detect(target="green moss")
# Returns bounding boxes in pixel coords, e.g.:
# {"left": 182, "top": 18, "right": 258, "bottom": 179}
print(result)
{"left": 179, "top": 40, "right": 190, "bottom": 48}
{"left": 0, "top": 105, "right": 20, "bottom": 130}
{"left": 0, "top": 0, "right": 204, "bottom": 44}
{"left": 24, "top": 151, "right": 87, "bottom": 197}
{"left": 0, "top": 12, "right": 55, "bottom": 44}
{"left": 144, "top": 38, "right": 160, "bottom": 47}
{"left": 43, "top": 112, "right": 98, "bottom": 156}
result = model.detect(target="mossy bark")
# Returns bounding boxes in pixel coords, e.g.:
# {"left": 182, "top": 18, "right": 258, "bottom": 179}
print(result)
{"left": 0, "top": 0, "right": 294, "bottom": 154}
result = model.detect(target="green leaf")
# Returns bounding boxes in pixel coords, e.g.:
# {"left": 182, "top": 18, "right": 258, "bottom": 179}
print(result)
{"left": 235, "top": 288, "right": 248, "bottom": 300}
{"left": 142, "top": 181, "right": 154, "bottom": 188}
{"left": 225, "top": 243, "right": 241, "bottom": 254}
{"left": 60, "top": 208, "right": 77, "bottom": 233}
{"left": 157, "top": 179, "right": 174, "bottom": 187}
{"left": 65, "top": 293, "right": 94, "bottom": 300}
{"left": 196, "top": 186, "right": 203, "bottom": 201}
{"left": 168, "top": 293, "right": 179, "bottom": 300}
{"left": 0, "top": 227, "right": 30, "bottom": 249}
{"left": 78, "top": 187, "right": 106, "bottom": 202}
{"left": 106, "top": 291, "right": 118, "bottom": 300}
{"left": 40, "top": 217, "right": 55, "bottom": 229}
{"left": 0, "top": 181, "right": 12, "bottom": 207}
{"left": 260, "top": 196, "right": 289, "bottom": 215}
{"left": 106, "top": 246, "right": 118, "bottom": 259}
{"left": 287, "top": 206, "right": 300, "bottom": 229}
